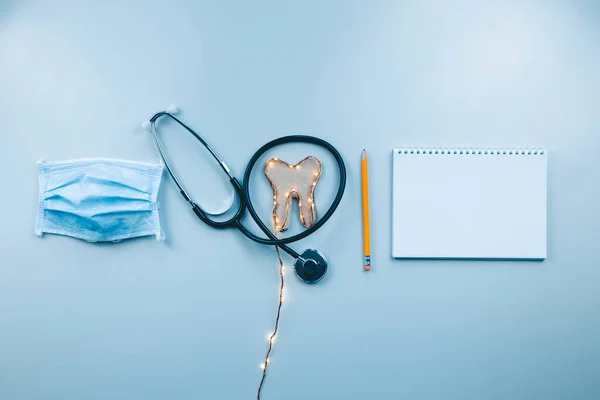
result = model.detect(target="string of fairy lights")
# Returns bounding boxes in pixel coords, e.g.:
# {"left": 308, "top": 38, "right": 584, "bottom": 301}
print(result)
{"left": 256, "top": 245, "right": 285, "bottom": 400}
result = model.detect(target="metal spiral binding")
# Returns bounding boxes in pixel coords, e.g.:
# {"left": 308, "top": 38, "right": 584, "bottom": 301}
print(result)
{"left": 396, "top": 147, "right": 546, "bottom": 155}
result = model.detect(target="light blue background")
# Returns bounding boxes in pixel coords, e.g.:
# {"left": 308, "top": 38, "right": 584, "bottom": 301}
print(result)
{"left": 1, "top": 0, "right": 599, "bottom": 399}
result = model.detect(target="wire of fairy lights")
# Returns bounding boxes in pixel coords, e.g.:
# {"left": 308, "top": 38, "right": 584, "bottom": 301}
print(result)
{"left": 256, "top": 239, "right": 286, "bottom": 400}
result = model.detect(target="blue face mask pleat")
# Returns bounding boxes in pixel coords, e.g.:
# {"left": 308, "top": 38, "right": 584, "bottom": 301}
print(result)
{"left": 35, "top": 158, "right": 164, "bottom": 242}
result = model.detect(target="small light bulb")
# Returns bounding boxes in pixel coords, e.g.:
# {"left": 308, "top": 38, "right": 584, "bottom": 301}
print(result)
{"left": 296, "top": 165, "right": 300, "bottom": 170}
{"left": 268, "top": 161, "right": 273, "bottom": 166}
{"left": 289, "top": 165, "right": 293, "bottom": 169}
{"left": 284, "top": 192, "right": 289, "bottom": 197}
{"left": 260, "top": 363, "right": 266, "bottom": 370}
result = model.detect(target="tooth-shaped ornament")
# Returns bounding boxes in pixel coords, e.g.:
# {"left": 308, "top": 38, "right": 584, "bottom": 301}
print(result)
{"left": 264, "top": 156, "right": 322, "bottom": 231}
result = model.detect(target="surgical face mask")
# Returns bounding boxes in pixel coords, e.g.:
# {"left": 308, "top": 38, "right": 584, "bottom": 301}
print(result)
{"left": 35, "top": 158, "right": 164, "bottom": 242}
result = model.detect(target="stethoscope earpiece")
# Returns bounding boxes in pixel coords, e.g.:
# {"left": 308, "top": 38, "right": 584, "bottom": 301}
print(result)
{"left": 294, "top": 249, "right": 327, "bottom": 283}
{"left": 165, "top": 104, "right": 179, "bottom": 115}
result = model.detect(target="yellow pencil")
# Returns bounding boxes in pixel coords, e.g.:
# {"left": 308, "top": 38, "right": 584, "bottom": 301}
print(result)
{"left": 361, "top": 150, "right": 371, "bottom": 271}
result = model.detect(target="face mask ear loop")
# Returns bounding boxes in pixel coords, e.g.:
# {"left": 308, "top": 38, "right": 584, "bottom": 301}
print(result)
{"left": 35, "top": 161, "right": 47, "bottom": 237}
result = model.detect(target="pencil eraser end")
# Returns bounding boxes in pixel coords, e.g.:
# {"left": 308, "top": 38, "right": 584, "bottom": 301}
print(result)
{"left": 365, "top": 265, "right": 371, "bottom": 271}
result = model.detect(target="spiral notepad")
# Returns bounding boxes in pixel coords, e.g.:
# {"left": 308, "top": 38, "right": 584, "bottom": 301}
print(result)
{"left": 392, "top": 148, "right": 547, "bottom": 260}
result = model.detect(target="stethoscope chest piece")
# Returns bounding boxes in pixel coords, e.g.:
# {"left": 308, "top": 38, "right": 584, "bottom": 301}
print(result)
{"left": 294, "top": 249, "right": 327, "bottom": 283}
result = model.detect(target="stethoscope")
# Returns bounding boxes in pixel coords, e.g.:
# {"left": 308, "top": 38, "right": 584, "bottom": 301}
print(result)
{"left": 147, "top": 108, "right": 346, "bottom": 283}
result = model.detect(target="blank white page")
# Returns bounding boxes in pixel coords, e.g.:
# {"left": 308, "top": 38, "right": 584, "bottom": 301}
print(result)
{"left": 392, "top": 148, "right": 547, "bottom": 260}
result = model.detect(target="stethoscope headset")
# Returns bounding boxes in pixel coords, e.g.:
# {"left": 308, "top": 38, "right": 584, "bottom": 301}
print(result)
{"left": 147, "top": 108, "right": 346, "bottom": 283}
